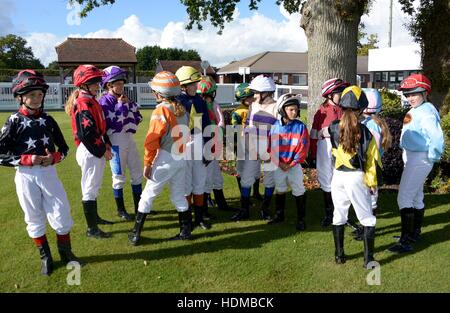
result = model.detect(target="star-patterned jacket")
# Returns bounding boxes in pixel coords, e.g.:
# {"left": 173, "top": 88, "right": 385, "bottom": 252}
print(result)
{"left": 0, "top": 107, "right": 69, "bottom": 167}
{"left": 70, "top": 91, "right": 111, "bottom": 158}
{"left": 99, "top": 93, "right": 143, "bottom": 136}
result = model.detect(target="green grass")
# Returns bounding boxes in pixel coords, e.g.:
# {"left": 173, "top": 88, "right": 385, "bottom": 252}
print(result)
{"left": 0, "top": 110, "right": 449, "bottom": 293}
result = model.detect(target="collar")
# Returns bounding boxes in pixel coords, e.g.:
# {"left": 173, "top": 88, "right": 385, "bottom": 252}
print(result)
{"left": 79, "top": 89, "right": 95, "bottom": 99}
{"left": 19, "top": 106, "right": 42, "bottom": 118}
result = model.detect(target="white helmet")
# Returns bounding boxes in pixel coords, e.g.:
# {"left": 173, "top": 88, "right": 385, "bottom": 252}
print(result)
{"left": 249, "top": 74, "right": 276, "bottom": 92}
{"left": 277, "top": 93, "right": 302, "bottom": 118}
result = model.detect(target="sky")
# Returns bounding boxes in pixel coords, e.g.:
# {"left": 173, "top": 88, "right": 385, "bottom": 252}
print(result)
{"left": 0, "top": 0, "right": 419, "bottom": 67}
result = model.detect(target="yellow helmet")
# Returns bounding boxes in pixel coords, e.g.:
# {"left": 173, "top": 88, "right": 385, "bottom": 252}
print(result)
{"left": 175, "top": 66, "right": 202, "bottom": 85}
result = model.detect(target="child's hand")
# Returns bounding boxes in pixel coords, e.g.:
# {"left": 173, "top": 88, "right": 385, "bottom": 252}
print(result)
{"left": 118, "top": 94, "right": 129, "bottom": 104}
{"left": 104, "top": 149, "right": 113, "bottom": 161}
{"left": 40, "top": 149, "right": 54, "bottom": 166}
{"left": 143, "top": 166, "right": 152, "bottom": 180}
{"left": 31, "top": 155, "right": 43, "bottom": 165}
{"left": 280, "top": 162, "right": 290, "bottom": 172}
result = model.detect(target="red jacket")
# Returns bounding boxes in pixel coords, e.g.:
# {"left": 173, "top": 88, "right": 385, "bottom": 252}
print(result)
{"left": 71, "top": 91, "right": 111, "bottom": 158}
{"left": 310, "top": 100, "right": 342, "bottom": 159}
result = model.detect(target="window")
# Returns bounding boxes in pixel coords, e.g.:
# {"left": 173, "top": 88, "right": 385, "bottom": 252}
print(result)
{"left": 389, "top": 72, "right": 396, "bottom": 82}
{"left": 375, "top": 72, "right": 381, "bottom": 82}
{"left": 292, "top": 74, "right": 307, "bottom": 86}
{"left": 382, "top": 72, "right": 388, "bottom": 82}
{"left": 397, "top": 72, "right": 404, "bottom": 82}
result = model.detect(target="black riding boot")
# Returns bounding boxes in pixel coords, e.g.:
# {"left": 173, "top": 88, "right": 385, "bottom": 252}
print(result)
{"left": 268, "top": 194, "right": 285, "bottom": 224}
{"left": 203, "top": 193, "right": 215, "bottom": 220}
{"left": 128, "top": 212, "right": 148, "bottom": 246}
{"left": 321, "top": 191, "right": 334, "bottom": 227}
{"left": 363, "top": 226, "right": 376, "bottom": 269}
{"left": 253, "top": 178, "right": 263, "bottom": 200}
{"left": 295, "top": 194, "right": 306, "bottom": 231}
{"left": 83, "top": 201, "right": 112, "bottom": 239}
{"left": 412, "top": 208, "right": 425, "bottom": 242}
{"left": 347, "top": 217, "right": 364, "bottom": 241}
{"left": 333, "top": 225, "right": 346, "bottom": 264}
{"left": 57, "top": 238, "right": 84, "bottom": 266}
{"left": 213, "top": 189, "right": 235, "bottom": 211}
{"left": 230, "top": 196, "right": 250, "bottom": 221}
{"left": 388, "top": 208, "right": 414, "bottom": 253}
{"left": 193, "top": 205, "right": 211, "bottom": 230}
{"left": 37, "top": 241, "right": 53, "bottom": 276}
{"left": 260, "top": 194, "right": 272, "bottom": 221}
{"left": 115, "top": 197, "right": 133, "bottom": 221}
{"left": 170, "top": 210, "right": 192, "bottom": 240}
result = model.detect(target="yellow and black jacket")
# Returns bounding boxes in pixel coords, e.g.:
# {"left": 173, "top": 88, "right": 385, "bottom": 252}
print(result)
{"left": 328, "top": 120, "right": 382, "bottom": 188}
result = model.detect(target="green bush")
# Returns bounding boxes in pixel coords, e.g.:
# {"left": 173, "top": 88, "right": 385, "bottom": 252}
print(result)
{"left": 440, "top": 90, "right": 450, "bottom": 116}
{"left": 441, "top": 111, "right": 450, "bottom": 163}
{"left": 379, "top": 88, "right": 408, "bottom": 120}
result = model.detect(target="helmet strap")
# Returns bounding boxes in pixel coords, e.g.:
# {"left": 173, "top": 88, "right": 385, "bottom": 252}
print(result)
{"left": 81, "top": 84, "right": 97, "bottom": 97}
{"left": 20, "top": 95, "right": 44, "bottom": 114}
{"left": 327, "top": 95, "right": 339, "bottom": 106}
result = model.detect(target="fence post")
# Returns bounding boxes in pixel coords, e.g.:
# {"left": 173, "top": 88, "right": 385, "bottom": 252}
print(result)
{"left": 57, "top": 83, "right": 63, "bottom": 109}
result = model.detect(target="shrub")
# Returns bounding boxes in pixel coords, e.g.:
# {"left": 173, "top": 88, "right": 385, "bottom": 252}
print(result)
{"left": 440, "top": 111, "right": 450, "bottom": 178}
{"left": 381, "top": 117, "right": 404, "bottom": 185}
{"left": 379, "top": 88, "right": 409, "bottom": 120}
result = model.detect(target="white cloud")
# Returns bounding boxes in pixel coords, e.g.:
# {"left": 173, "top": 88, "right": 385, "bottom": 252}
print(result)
{"left": 25, "top": 33, "right": 65, "bottom": 66}
{"left": 0, "top": 0, "right": 15, "bottom": 36}
{"left": 24, "top": 3, "right": 419, "bottom": 68}
{"left": 24, "top": 8, "right": 307, "bottom": 67}
{"left": 362, "top": 0, "right": 419, "bottom": 47}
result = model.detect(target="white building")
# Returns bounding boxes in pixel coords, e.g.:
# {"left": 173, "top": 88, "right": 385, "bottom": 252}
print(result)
{"left": 368, "top": 45, "right": 422, "bottom": 89}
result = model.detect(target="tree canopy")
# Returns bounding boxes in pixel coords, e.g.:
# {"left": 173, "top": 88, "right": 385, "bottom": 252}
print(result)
{"left": 398, "top": 0, "right": 450, "bottom": 107}
{"left": 0, "top": 34, "right": 44, "bottom": 69}
{"left": 357, "top": 23, "right": 378, "bottom": 56}
{"left": 136, "top": 46, "right": 201, "bottom": 71}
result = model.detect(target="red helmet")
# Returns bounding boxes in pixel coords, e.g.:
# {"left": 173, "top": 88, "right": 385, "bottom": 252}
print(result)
{"left": 398, "top": 73, "right": 431, "bottom": 94}
{"left": 321, "top": 78, "right": 350, "bottom": 98}
{"left": 12, "top": 70, "right": 49, "bottom": 97}
{"left": 73, "top": 64, "right": 103, "bottom": 87}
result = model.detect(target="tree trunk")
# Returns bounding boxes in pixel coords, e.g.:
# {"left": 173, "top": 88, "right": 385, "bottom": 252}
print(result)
{"left": 419, "top": 0, "right": 450, "bottom": 109}
{"left": 301, "top": 0, "right": 366, "bottom": 127}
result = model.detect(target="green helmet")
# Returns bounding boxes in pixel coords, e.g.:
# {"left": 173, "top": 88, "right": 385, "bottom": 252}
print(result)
{"left": 235, "top": 83, "right": 254, "bottom": 100}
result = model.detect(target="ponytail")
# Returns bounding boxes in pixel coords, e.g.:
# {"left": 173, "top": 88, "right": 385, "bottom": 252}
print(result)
{"left": 339, "top": 109, "right": 360, "bottom": 154}
{"left": 372, "top": 115, "right": 392, "bottom": 151}
{"left": 171, "top": 98, "right": 186, "bottom": 118}
{"left": 64, "top": 89, "right": 79, "bottom": 116}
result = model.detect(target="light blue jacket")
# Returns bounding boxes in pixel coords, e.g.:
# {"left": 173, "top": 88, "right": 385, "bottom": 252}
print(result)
{"left": 362, "top": 116, "right": 384, "bottom": 156}
{"left": 400, "top": 102, "right": 444, "bottom": 163}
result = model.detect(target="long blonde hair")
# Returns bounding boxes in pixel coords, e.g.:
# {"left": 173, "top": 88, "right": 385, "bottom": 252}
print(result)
{"left": 371, "top": 115, "right": 393, "bottom": 151}
{"left": 64, "top": 89, "right": 79, "bottom": 116}
{"left": 339, "top": 109, "right": 360, "bottom": 154}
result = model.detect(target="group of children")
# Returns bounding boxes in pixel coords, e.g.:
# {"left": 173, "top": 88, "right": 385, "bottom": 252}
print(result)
{"left": 0, "top": 65, "right": 444, "bottom": 275}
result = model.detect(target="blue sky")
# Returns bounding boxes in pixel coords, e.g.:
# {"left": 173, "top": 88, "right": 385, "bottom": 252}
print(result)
{"left": 0, "top": 0, "right": 417, "bottom": 67}
{"left": 5, "top": 0, "right": 284, "bottom": 37}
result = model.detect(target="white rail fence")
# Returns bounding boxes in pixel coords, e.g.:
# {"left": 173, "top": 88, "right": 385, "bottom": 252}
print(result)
{"left": 0, "top": 83, "right": 309, "bottom": 111}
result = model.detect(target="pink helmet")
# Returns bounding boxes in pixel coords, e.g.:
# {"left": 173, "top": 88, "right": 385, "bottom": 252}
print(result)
{"left": 321, "top": 78, "right": 350, "bottom": 98}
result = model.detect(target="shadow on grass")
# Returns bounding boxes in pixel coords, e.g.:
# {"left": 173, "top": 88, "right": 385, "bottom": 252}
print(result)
{"left": 79, "top": 191, "right": 449, "bottom": 268}
{"left": 81, "top": 221, "right": 298, "bottom": 265}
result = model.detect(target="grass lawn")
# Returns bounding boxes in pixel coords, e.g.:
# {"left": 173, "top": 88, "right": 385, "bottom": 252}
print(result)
{"left": 0, "top": 109, "right": 449, "bottom": 293}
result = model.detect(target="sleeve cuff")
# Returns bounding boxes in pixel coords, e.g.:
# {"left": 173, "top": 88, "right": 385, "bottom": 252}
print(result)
{"left": 20, "top": 154, "right": 34, "bottom": 166}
